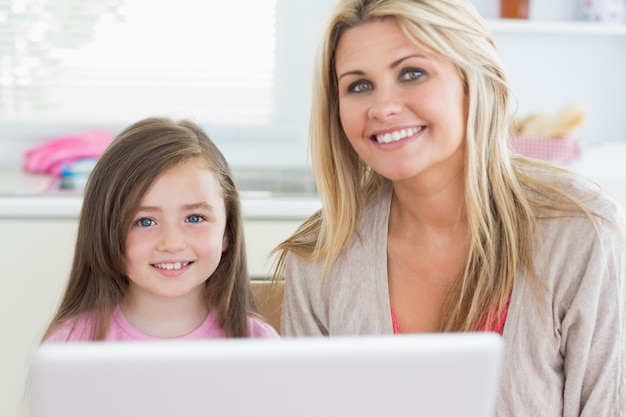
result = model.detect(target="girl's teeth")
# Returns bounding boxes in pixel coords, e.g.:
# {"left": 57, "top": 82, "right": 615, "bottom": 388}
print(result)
{"left": 155, "top": 262, "right": 188, "bottom": 270}
{"left": 376, "top": 127, "right": 420, "bottom": 144}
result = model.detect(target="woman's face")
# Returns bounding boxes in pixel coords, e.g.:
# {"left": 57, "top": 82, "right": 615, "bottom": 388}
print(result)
{"left": 335, "top": 18, "right": 468, "bottom": 186}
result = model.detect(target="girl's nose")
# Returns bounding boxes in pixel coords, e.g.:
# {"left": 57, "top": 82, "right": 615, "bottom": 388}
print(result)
{"left": 157, "top": 226, "right": 186, "bottom": 252}
{"left": 367, "top": 87, "right": 403, "bottom": 121}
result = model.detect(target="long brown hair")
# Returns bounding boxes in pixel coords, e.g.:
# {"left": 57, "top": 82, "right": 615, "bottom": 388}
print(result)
{"left": 43, "top": 117, "right": 253, "bottom": 339}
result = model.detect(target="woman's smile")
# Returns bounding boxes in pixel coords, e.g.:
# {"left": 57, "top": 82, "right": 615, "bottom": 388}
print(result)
{"left": 372, "top": 126, "right": 424, "bottom": 144}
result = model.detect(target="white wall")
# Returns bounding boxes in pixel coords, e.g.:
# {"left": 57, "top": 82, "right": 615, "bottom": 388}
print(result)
{"left": 495, "top": 30, "right": 626, "bottom": 143}
{"left": 474, "top": 1, "right": 626, "bottom": 144}
{"left": 2, "top": 1, "right": 624, "bottom": 170}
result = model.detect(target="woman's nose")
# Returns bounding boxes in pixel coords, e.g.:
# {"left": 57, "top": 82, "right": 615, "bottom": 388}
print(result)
{"left": 367, "top": 86, "right": 403, "bottom": 120}
{"left": 157, "top": 225, "right": 186, "bottom": 252}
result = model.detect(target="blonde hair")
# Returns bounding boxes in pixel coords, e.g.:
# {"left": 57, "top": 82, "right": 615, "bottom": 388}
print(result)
{"left": 273, "top": 0, "right": 598, "bottom": 331}
{"left": 44, "top": 117, "right": 254, "bottom": 339}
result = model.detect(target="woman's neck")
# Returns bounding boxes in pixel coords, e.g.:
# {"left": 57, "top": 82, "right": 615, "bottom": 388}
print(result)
{"left": 390, "top": 170, "right": 467, "bottom": 233}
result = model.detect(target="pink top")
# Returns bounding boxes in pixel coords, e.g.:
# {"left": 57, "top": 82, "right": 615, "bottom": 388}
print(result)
{"left": 45, "top": 305, "right": 279, "bottom": 342}
{"left": 391, "top": 296, "right": 511, "bottom": 335}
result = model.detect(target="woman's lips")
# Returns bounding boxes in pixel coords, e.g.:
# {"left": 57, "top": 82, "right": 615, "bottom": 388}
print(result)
{"left": 372, "top": 126, "right": 424, "bottom": 144}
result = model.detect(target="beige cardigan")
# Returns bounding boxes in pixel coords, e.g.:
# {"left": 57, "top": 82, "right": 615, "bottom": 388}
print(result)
{"left": 281, "top": 174, "right": 626, "bottom": 417}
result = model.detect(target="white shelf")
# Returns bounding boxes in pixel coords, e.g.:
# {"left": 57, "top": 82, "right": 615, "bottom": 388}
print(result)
{"left": 486, "top": 19, "right": 626, "bottom": 36}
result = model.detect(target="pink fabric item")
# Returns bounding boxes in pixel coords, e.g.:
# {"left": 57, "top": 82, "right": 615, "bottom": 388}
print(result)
{"left": 45, "top": 305, "right": 279, "bottom": 342}
{"left": 391, "top": 295, "right": 511, "bottom": 335}
{"left": 508, "top": 135, "right": 581, "bottom": 166}
{"left": 23, "top": 129, "right": 114, "bottom": 176}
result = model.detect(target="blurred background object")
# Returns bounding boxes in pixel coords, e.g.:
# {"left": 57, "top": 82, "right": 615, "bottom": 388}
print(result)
{"left": 579, "top": 0, "right": 626, "bottom": 23}
{"left": 501, "top": 0, "right": 530, "bottom": 19}
{"left": 509, "top": 103, "right": 587, "bottom": 166}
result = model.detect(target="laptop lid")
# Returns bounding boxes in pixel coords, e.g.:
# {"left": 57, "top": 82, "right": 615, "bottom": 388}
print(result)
{"left": 28, "top": 332, "right": 503, "bottom": 417}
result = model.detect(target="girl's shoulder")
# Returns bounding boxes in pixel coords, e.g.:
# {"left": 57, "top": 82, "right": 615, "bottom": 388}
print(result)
{"left": 44, "top": 311, "right": 98, "bottom": 342}
{"left": 247, "top": 314, "right": 280, "bottom": 338}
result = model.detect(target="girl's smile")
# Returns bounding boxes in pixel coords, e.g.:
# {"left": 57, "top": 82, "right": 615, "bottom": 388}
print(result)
{"left": 152, "top": 261, "right": 193, "bottom": 271}
{"left": 151, "top": 261, "right": 194, "bottom": 278}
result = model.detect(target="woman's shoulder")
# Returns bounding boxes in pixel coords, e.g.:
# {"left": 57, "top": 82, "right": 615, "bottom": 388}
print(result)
{"left": 353, "top": 184, "right": 392, "bottom": 239}
{"left": 285, "top": 188, "right": 391, "bottom": 271}
{"left": 522, "top": 163, "right": 623, "bottom": 218}
{"left": 522, "top": 164, "right": 626, "bottom": 271}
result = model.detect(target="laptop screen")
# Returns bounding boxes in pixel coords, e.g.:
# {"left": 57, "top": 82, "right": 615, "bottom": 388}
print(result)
{"left": 28, "top": 332, "right": 503, "bottom": 417}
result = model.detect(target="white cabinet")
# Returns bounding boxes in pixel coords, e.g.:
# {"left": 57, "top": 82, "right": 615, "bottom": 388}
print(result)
{"left": 245, "top": 220, "right": 304, "bottom": 278}
{"left": 470, "top": 1, "right": 626, "bottom": 144}
{"left": 0, "top": 219, "right": 76, "bottom": 417}
{"left": 0, "top": 216, "right": 301, "bottom": 417}
{"left": 485, "top": 19, "right": 626, "bottom": 144}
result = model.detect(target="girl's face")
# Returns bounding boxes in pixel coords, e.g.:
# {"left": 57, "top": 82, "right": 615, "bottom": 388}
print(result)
{"left": 123, "top": 159, "right": 228, "bottom": 307}
{"left": 335, "top": 18, "right": 468, "bottom": 186}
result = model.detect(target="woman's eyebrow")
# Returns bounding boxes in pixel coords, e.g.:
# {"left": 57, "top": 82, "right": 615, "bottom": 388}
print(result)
{"left": 390, "top": 54, "right": 425, "bottom": 69}
{"left": 337, "top": 69, "right": 364, "bottom": 82}
{"left": 337, "top": 54, "right": 426, "bottom": 81}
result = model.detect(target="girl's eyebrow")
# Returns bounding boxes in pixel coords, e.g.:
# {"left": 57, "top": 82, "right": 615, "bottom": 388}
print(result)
{"left": 135, "top": 206, "right": 160, "bottom": 213}
{"left": 182, "top": 202, "right": 214, "bottom": 212}
{"left": 337, "top": 54, "right": 425, "bottom": 81}
{"left": 136, "top": 202, "right": 214, "bottom": 212}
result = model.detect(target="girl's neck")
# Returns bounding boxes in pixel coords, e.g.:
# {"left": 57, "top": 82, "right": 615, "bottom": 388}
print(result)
{"left": 120, "top": 290, "right": 209, "bottom": 338}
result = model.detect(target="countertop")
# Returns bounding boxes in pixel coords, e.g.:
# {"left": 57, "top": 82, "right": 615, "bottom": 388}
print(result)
{"left": 0, "top": 168, "right": 321, "bottom": 220}
{"left": 0, "top": 194, "right": 322, "bottom": 220}
{"left": 1, "top": 141, "right": 625, "bottom": 219}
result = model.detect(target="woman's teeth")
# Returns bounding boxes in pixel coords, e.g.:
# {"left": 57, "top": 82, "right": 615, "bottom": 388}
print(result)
{"left": 375, "top": 127, "right": 421, "bottom": 144}
{"left": 154, "top": 261, "right": 190, "bottom": 270}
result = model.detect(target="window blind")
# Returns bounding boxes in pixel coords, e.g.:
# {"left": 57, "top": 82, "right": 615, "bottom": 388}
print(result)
{"left": 0, "top": 0, "right": 277, "bottom": 125}
{"left": 0, "top": 0, "right": 337, "bottom": 169}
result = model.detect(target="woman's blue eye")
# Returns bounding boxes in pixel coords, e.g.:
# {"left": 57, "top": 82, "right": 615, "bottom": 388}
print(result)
{"left": 402, "top": 68, "right": 424, "bottom": 81}
{"left": 348, "top": 80, "right": 372, "bottom": 93}
{"left": 137, "top": 218, "right": 155, "bottom": 227}
{"left": 187, "top": 214, "right": 205, "bottom": 223}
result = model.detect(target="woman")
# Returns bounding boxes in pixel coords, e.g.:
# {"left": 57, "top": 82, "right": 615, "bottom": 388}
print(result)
{"left": 272, "top": 0, "right": 626, "bottom": 415}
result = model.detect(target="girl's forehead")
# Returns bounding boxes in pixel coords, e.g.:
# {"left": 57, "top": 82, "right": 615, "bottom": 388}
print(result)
{"left": 160, "top": 158, "right": 220, "bottom": 181}
{"left": 138, "top": 160, "right": 222, "bottom": 201}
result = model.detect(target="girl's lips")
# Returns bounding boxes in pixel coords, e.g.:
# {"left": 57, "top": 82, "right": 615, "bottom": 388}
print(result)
{"left": 151, "top": 261, "right": 194, "bottom": 277}
{"left": 152, "top": 261, "right": 192, "bottom": 270}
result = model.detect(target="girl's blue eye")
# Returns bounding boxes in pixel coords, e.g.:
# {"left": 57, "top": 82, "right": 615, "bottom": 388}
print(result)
{"left": 137, "top": 218, "right": 155, "bottom": 227}
{"left": 348, "top": 79, "right": 372, "bottom": 93}
{"left": 187, "top": 214, "right": 205, "bottom": 223}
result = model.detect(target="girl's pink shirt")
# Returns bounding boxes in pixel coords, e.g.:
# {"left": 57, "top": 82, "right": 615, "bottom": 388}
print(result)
{"left": 45, "top": 305, "right": 279, "bottom": 342}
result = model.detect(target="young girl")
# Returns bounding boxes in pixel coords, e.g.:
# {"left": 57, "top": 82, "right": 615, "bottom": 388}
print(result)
{"left": 43, "top": 117, "right": 278, "bottom": 341}
{"left": 273, "top": 0, "right": 625, "bottom": 415}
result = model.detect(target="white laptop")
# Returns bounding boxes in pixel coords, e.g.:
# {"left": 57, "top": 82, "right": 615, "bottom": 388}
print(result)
{"left": 28, "top": 332, "right": 503, "bottom": 417}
